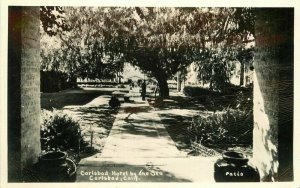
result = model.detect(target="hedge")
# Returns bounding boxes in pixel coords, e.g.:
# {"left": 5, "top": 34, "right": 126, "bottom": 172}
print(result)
{"left": 41, "top": 71, "right": 71, "bottom": 93}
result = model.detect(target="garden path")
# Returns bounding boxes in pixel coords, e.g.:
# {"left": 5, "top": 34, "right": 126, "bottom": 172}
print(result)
{"left": 76, "top": 93, "right": 217, "bottom": 182}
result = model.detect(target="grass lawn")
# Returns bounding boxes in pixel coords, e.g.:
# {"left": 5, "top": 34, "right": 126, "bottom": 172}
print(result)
{"left": 41, "top": 89, "right": 112, "bottom": 110}
{"left": 40, "top": 88, "right": 117, "bottom": 164}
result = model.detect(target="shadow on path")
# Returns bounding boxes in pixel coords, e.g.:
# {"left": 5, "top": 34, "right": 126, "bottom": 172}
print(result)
{"left": 62, "top": 98, "right": 118, "bottom": 154}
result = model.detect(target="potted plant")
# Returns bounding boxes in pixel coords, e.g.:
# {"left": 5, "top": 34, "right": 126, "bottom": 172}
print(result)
{"left": 214, "top": 151, "right": 260, "bottom": 182}
{"left": 38, "top": 151, "right": 76, "bottom": 182}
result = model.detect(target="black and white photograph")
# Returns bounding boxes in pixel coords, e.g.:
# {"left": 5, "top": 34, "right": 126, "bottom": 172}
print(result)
{"left": 0, "top": 1, "right": 299, "bottom": 187}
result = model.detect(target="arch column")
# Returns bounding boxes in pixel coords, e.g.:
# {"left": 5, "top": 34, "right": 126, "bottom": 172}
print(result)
{"left": 8, "top": 6, "right": 41, "bottom": 181}
{"left": 253, "top": 8, "right": 294, "bottom": 181}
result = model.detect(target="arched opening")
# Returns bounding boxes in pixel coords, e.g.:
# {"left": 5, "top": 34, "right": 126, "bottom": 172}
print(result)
{"left": 7, "top": 6, "right": 294, "bottom": 182}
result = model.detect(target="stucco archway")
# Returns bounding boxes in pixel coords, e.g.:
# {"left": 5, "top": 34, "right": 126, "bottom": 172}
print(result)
{"left": 7, "top": 7, "right": 294, "bottom": 182}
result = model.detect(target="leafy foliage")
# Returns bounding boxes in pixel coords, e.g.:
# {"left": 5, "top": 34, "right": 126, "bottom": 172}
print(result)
{"left": 192, "top": 8, "right": 255, "bottom": 91}
{"left": 183, "top": 85, "right": 216, "bottom": 97}
{"left": 40, "top": 7, "right": 124, "bottom": 82}
{"left": 40, "top": 6, "right": 70, "bottom": 36}
{"left": 40, "top": 70, "right": 71, "bottom": 92}
{"left": 187, "top": 87, "right": 253, "bottom": 148}
{"left": 40, "top": 109, "right": 87, "bottom": 152}
{"left": 188, "top": 108, "right": 253, "bottom": 148}
{"left": 101, "top": 7, "right": 254, "bottom": 96}
{"left": 40, "top": 7, "right": 255, "bottom": 96}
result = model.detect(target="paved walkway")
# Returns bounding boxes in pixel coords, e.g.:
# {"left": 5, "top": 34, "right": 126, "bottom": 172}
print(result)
{"left": 76, "top": 93, "right": 217, "bottom": 182}
{"left": 99, "top": 99, "right": 183, "bottom": 158}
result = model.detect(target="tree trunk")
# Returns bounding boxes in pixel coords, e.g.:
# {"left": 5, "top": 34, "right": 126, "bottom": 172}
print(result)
{"left": 69, "top": 75, "right": 77, "bottom": 88}
{"left": 177, "top": 71, "right": 181, "bottom": 92}
{"left": 240, "top": 61, "right": 245, "bottom": 86}
{"left": 156, "top": 77, "right": 169, "bottom": 98}
{"left": 181, "top": 77, "right": 185, "bottom": 91}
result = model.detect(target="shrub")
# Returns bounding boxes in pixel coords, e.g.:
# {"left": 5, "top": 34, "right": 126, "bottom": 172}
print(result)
{"left": 116, "top": 84, "right": 126, "bottom": 88}
{"left": 188, "top": 108, "right": 253, "bottom": 148}
{"left": 40, "top": 109, "right": 87, "bottom": 152}
{"left": 41, "top": 71, "right": 71, "bottom": 93}
{"left": 183, "top": 86, "right": 218, "bottom": 97}
{"left": 109, "top": 96, "right": 121, "bottom": 108}
{"left": 230, "top": 87, "right": 253, "bottom": 111}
